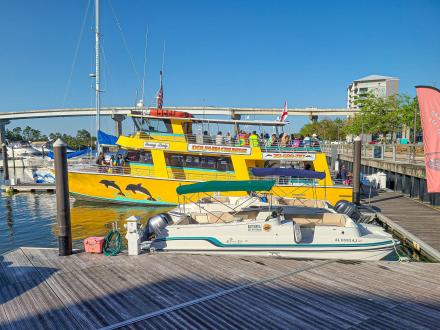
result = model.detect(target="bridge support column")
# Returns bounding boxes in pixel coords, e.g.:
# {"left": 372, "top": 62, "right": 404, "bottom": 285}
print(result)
{"left": 309, "top": 115, "right": 318, "bottom": 123}
{"left": 0, "top": 120, "right": 10, "bottom": 145}
{"left": 112, "top": 114, "right": 126, "bottom": 137}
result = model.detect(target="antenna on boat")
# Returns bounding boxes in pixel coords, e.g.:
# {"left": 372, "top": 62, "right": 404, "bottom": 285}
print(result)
{"left": 139, "top": 28, "right": 149, "bottom": 108}
{"left": 94, "top": 0, "right": 101, "bottom": 154}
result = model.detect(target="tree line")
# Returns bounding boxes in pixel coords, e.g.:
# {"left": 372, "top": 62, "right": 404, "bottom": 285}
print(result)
{"left": 6, "top": 126, "right": 96, "bottom": 150}
{"left": 299, "top": 93, "right": 420, "bottom": 142}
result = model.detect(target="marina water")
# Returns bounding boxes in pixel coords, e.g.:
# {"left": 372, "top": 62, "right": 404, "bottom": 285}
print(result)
{"left": 0, "top": 191, "right": 170, "bottom": 255}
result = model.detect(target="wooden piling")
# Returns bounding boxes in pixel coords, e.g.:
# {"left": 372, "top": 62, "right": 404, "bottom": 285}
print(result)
{"left": 54, "top": 139, "right": 72, "bottom": 256}
{"left": 353, "top": 136, "right": 361, "bottom": 204}
{"left": 2, "top": 143, "right": 9, "bottom": 182}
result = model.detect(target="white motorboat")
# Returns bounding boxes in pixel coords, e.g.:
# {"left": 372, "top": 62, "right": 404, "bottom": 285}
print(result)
{"left": 143, "top": 180, "right": 397, "bottom": 261}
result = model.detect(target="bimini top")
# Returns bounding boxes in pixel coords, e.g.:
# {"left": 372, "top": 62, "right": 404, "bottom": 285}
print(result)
{"left": 176, "top": 180, "right": 276, "bottom": 195}
{"left": 251, "top": 168, "right": 326, "bottom": 180}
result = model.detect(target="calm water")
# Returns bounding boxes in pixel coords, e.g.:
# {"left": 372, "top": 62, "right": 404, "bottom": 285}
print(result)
{"left": 0, "top": 192, "right": 170, "bottom": 254}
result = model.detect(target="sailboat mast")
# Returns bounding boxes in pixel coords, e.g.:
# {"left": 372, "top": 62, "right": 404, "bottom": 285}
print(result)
{"left": 95, "top": 0, "right": 101, "bottom": 153}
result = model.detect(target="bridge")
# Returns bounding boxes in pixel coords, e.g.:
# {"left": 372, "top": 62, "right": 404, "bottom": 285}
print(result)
{"left": 0, "top": 106, "right": 357, "bottom": 143}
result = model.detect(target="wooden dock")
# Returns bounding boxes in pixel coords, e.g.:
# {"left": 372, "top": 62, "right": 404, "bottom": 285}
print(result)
{"left": 1, "top": 183, "right": 55, "bottom": 193}
{"left": 1, "top": 247, "right": 440, "bottom": 329}
{"left": 363, "top": 191, "right": 440, "bottom": 261}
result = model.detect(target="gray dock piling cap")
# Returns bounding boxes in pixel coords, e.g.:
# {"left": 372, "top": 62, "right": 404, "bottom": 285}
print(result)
{"left": 53, "top": 138, "right": 67, "bottom": 147}
{"left": 354, "top": 136, "right": 362, "bottom": 142}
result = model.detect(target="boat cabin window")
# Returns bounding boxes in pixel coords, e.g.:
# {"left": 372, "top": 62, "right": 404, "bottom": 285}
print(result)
{"left": 165, "top": 153, "right": 233, "bottom": 172}
{"left": 139, "top": 118, "right": 172, "bottom": 133}
{"left": 124, "top": 150, "right": 153, "bottom": 164}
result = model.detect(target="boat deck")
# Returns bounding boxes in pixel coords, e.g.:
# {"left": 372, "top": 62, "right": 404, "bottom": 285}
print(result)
{"left": 1, "top": 247, "right": 440, "bottom": 329}
{"left": 363, "top": 191, "right": 440, "bottom": 261}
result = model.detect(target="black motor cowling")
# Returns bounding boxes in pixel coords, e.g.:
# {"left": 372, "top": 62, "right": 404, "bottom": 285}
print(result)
{"left": 334, "top": 200, "right": 361, "bottom": 221}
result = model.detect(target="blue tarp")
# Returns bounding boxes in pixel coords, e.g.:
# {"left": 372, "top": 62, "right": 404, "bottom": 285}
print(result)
{"left": 48, "top": 148, "right": 91, "bottom": 159}
{"left": 251, "top": 168, "right": 326, "bottom": 180}
{"left": 98, "top": 130, "right": 118, "bottom": 146}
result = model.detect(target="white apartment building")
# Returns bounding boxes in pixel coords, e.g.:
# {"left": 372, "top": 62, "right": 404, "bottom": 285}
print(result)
{"left": 347, "top": 75, "right": 399, "bottom": 109}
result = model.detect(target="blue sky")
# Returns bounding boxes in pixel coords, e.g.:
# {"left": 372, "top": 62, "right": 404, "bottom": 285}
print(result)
{"left": 1, "top": 0, "right": 439, "bottom": 136}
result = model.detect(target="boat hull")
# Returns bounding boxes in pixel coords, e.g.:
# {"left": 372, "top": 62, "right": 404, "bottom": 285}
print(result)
{"left": 68, "top": 171, "right": 353, "bottom": 206}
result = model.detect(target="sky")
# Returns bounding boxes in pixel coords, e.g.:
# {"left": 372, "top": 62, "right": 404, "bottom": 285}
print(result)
{"left": 1, "top": 0, "right": 439, "bottom": 136}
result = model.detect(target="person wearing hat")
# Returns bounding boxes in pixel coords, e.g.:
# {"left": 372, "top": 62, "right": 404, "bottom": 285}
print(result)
{"left": 311, "top": 133, "right": 320, "bottom": 147}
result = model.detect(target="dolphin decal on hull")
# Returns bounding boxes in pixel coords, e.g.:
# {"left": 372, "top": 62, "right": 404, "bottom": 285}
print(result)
{"left": 125, "top": 183, "right": 155, "bottom": 200}
{"left": 99, "top": 180, "right": 125, "bottom": 196}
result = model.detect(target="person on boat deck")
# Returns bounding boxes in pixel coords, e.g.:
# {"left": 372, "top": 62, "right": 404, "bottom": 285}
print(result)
{"left": 270, "top": 133, "right": 278, "bottom": 146}
{"left": 109, "top": 155, "right": 115, "bottom": 167}
{"left": 202, "top": 131, "right": 211, "bottom": 144}
{"left": 311, "top": 133, "right": 320, "bottom": 147}
{"left": 96, "top": 152, "right": 105, "bottom": 166}
{"left": 225, "top": 132, "right": 232, "bottom": 145}
{"left": 339, "top": 164, "right": 348, "bottom": 183}
{"left": 238, "top": 130, "right": 247, "bottom": 146}
{"left": 249, "top": 131, "right": 259, "bottom": 147}
{"left": 215, "top": 131, "right": 223, "bottom": 145}
{"left": 280, "top": 134, "right": 289, "bottom": 147}
{"left": 293, "top": 135, "right": 301, "bottom": 148}
{"left": 303, "top": 134, "right": 311, "bottom": 147}
{"left": 259, "top": 133, "right": 265, "bottom": 144}
{"left": 263, "top": 133, "right": 271, "bottom": 146}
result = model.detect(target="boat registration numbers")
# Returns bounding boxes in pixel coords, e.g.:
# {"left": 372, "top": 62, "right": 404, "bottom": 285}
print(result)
{"left": 335, "top": 238, "right": 362, "bottom": 243}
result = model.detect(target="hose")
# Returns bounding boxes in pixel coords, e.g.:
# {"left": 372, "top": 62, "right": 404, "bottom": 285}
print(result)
{"left": 103, "top": 229, "right": 123, "bottom": 256}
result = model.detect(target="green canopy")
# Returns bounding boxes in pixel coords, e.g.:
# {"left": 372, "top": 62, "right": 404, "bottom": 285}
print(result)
{"left": 176, "top": 180, "right": 276, "bottom": 195}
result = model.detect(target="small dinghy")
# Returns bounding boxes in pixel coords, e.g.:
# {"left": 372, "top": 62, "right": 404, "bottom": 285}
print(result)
{"left": 142, "top": 180, "right": 397, "bottom": 261}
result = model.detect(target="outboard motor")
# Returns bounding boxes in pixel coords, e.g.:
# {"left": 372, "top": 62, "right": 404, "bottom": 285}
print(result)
{"left": 141, "top": 213, "right": 173, "bottom": 241}
{"left": 334, "top": 200, "right": 361, "bottom": 222}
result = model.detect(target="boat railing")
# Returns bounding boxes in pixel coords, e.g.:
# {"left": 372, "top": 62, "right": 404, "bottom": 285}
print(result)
{"left": 69, "top": 163, "right": 235, "bottom": 181}
{"left": 137, "top": 131, "right": 321, "bottom": 153}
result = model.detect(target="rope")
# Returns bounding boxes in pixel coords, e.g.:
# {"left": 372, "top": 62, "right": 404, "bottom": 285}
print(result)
{"left": 103, "top": 229, "right": 123, "bottom": 256}
{"left": 63, "top": 0, "right": 92, "bottom": 106}
{"left": 107, "top": 0, "right": 141, "bottom": 84}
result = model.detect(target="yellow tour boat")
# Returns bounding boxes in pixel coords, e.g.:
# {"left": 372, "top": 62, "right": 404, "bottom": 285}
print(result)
{"left": 68, "top": 109, "right": 353, "bottom": 206}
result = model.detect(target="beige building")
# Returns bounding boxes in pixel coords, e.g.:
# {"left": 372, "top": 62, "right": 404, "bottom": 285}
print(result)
{"left": 347, "top": 75, "right": 399, "bottom": 109}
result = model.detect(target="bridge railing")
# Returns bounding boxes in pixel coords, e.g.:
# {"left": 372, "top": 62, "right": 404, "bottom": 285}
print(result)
{"left": 321, "top": 142, "right": 425, "bottom": 165}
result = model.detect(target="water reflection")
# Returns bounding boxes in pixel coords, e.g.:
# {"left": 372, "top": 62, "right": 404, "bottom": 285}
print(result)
{"left": 6, "top": 198, "right": 14, "bottom": 237}
{"left": 69, "top": 200, "right": 172, "bottom": 247}
{"left": 0, "top": 193, "right": 170, "bottom": 254}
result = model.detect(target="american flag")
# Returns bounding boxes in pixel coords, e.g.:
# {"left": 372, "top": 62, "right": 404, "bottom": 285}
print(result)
{"left": 156, "top": 70, "right": 163, "bottom": 109}
{"left": 279, "top": 100, "right": 288, "bottom": 122}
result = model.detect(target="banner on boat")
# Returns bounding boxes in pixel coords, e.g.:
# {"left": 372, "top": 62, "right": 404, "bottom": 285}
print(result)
{"left": 143, "top": 142, "right": 170, "bottom": 150}
{"left": 188, "top": 144, "right": 251, "bottom": 155}
{"left": 416, "top": 85, "right": 440, "bottom": 192}
{"left": 262, "top": 152, "right": 316, "bottom": 161}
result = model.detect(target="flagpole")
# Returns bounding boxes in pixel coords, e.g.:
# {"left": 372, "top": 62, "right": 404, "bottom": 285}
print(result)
{"left": 95, "top": 0, "right": 101, "bottom": 154}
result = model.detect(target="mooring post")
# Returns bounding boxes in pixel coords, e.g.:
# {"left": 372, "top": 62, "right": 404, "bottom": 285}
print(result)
{"left": 54, "top": 139, "right": 72, "bottom": 256}
{"left": 353, "top": 136, "right": 362, "bottom": 205}
{"left": 2, "top": 143, "right": 9, "bottom": 183}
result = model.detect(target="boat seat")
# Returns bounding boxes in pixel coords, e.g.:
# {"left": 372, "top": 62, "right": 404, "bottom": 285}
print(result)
{"left": 292, "top": 214, "right": 346, "bottom": 227}
{"left": 279, "top": 198, "right": 328, "bottom": 208}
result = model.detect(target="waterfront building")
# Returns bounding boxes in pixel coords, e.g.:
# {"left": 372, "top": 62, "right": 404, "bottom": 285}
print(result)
{"left": 347, "top": 75, "right": 399, "bottom": 109}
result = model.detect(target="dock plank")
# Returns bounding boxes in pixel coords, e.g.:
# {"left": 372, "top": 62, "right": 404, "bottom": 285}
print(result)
{"left": 1, "top": 248, "right": 440, "bottom": 329}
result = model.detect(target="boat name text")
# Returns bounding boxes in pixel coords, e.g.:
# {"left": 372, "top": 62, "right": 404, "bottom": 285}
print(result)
{"left": 143, "top": 142, "right": 170, "bottom": 149}
{"left": 188, "top": 144, "right": 251, "bottom": 155}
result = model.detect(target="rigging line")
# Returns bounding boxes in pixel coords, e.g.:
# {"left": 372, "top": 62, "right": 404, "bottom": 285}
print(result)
{"left": 63, "top": 0, "right": 92, "bottom": 106}
{"left": 161, "top": 40, "right": 166, "bottom": 73}
{"left": 107, "top": 0, "right": 141, "bottom": 84}
{"left": 141, "top": 28, "right": 149, "bottom": 103}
